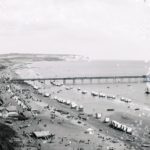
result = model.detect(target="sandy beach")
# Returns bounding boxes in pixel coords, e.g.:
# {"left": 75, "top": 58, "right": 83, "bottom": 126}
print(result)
{"left": 0, "top": 55, "right": 150, "bottom": 150}
{"left": 1, "top": 0, "right": 150, "bottom": 149}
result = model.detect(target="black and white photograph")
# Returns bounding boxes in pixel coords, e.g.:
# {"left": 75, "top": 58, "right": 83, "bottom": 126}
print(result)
{"left": 0, "top": 0, "right": 150, "bottom": 149}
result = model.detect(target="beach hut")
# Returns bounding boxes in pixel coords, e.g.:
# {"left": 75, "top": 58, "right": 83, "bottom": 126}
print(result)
{"left": 56, "top": 98, "right": 61, "bottom": 103}
{"left": 110, "top": 120, "right": 132, "bottom": 134}
{"left": 104, "top": 117, "right": 110, "bottom": 123}
{"left": 62, "top": 99, "right": 67, "bottom": 104}
{"left": 107, "top": 95, "right": 116, "bottom": 99}
{"left": 95, "top": 113, "right": 102, "bottom": 119}
{"left": 78, "top": 105, "right": 84, "bottom": 112}
{"left": 66, "top": 100, "right": 71, "bottom": 105}
{"left": 126, "top": 127, "right": 132, "bottom": 134}
{"left": 85, "top": 128, "right": 94, "bottom": 135}
{"left": 121, "top": 125, "right": 127, "bottom": 132}
{"left": 71, "top": 102, "right": 78, "bottom": 109}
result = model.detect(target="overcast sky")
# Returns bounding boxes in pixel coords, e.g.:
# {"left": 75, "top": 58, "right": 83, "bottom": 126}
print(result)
{"left": 0, "top": 0, "right": 150, "bottom": 60}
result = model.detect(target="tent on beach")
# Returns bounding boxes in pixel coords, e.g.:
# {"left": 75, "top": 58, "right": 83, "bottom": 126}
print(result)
{"left": 32, "top": 131, "right": 55, "bottom": 140}
{"left": 0, "top": 106, "right": 17, "bottom": 113}
{"left": 6, "top": 106, "right": 17, "bottom": 112}
{"left": 29, "top": 101, "right": 49, "bottom": 114}
{"left": 35, "top": 101, "right": 49, "bottom": 108}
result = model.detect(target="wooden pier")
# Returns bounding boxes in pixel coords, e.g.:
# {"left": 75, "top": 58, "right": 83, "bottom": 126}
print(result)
{"left": 10, "top": 75, "right": 149, "bottom": 84}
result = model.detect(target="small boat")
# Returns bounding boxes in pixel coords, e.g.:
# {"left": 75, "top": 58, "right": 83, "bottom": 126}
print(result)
{"left": 44, "top": 93, "right": 50, "bottom": 97}
{"left": 145, "top": 77, "right": 150, "bottom": 94}
{"left": 145, "top": 87, "right": 150, "bottom": 94}
{"left": 99, "top": 93, "right": 106, "bottom": 98}
{"left": 107, "top": 108, "right": 115, "bottom": 111}
{"left": 33, "top": 86, "right": 39, "bottom": 90}
{"left": 120, "top": 97, "right": 132, "bottom": 103}
{"left": 82, "top": 90, "right": 87, "bottom": 94}
{"left": 107, "top": 95, "right": 116, "bottom": 99}
{"left": 77, "top": 87, "right": 81, "bottom": 91}
{"left": 91, "top": 91, "right": 99, "bottom": 96}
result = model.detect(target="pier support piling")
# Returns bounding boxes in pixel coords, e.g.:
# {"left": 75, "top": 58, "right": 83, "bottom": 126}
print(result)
{"left": 63, "top": 79, "right": 66, "bottom": 85}
{"left": 73, "top": 79, "right": 75, "bottom": 84}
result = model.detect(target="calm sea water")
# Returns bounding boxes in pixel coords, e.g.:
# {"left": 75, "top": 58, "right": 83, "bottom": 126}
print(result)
{"left": 16, "top": 60, "right": 150, "bottom": 114}
{"left": 24, "top": 60, "right": 149, "bottom": 77}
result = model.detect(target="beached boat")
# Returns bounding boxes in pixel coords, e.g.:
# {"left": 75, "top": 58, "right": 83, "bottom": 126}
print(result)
{"left": 77, "top": 87, "right": 81, "bottom": 91}
{"left": 120, "top": 97, "right": 132, "bottom": 103}
{"left": 99, "top": 93, "right": 106, "bottom": 98}
{"left": 65, "top": 87, "right": 72, "bottom": 90}
{"left": 82, "top": 90, "right": 87, "bottom": 94}
{"left": 33, "top": 85, "right": 39, "bottom": 90}
{"left": 57, "top": 98, "right": 64, "bottom": 104}
{"left": 44, "top": 93, "right": 50, "bottom": 97}
{"left": 145, "top": 87, "right": 150, "bottom": 94}
{"left": 91, "top": 91, "right": 99, "bottom": 96}
{"left": 107, "top": 95, "right": 116, "bottom": 99}
{"left": 78, "top": 105, "right": 84, "bottom": 112}
{"left": 66, "top": 100, "right": 71, "bottom": 105}
{"left": 51, "top": 81, "right": 63, "bottom": 86}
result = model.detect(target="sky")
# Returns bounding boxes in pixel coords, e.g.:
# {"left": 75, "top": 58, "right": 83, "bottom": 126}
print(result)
{"left": 0, "top": 0, "right": 150, "bottom": 60}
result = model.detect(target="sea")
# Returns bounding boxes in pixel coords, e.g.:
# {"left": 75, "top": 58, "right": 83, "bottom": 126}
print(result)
{"left": 16, "top": 60, "right": 150, "bottom": 114}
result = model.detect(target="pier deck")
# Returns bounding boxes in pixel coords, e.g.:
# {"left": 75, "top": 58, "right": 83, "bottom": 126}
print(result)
{"left": 11, "top": 75, "right": 149, "bottom": 84}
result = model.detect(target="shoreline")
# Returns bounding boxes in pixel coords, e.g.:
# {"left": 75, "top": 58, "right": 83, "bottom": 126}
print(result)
{"left": 14, "top": 62, "right": 150, "bottom": 118}
{"left": 0, "top": 59, "right": 150, "bottom": 149}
